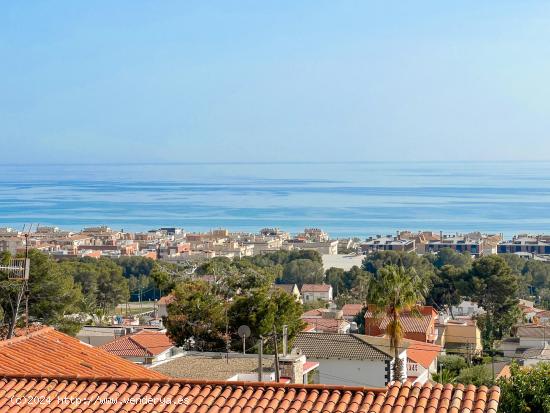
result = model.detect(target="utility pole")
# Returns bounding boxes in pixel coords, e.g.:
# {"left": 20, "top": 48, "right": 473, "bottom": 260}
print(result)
{"left": 273, "top": 326, "right": 280, "bottom": 382}
{"left": 258, "top": 336, "right": 263, "bottom": 382}
{"left": 282, "top": 325, "right": 288, "bottom": 357}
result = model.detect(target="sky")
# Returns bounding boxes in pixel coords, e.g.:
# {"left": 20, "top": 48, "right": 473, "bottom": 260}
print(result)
{"left": 1, "top": 1, "right": 550, "bottom": 163}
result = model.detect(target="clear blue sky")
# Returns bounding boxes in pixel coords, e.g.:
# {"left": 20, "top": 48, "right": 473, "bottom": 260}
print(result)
{"left": 2, "top": 1, "right": 550, "bottom": 163}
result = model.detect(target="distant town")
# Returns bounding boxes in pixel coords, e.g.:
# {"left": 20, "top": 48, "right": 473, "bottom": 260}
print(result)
{"left": 1, "top": 224, "right": 549, "bottom": 262}
{"left": 1, "top": 224, "right": 549, "bottom": 413}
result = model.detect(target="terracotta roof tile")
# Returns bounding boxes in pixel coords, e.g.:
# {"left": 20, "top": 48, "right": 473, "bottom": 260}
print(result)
{"left": 342, "top": 303, "right": 364, "bottom": 317}
{"left": 0, "top": 326, "right": 166, "bottom": 380}
{"left": 300, "top": 318, "right": 349, "bottom": 333}
{"left": 293, "top": 332, "right": 394, "bottom": 360}
{"left": 99, "top": 330, "right": 175, "bottom": 357}
{"left": 0, "top": 376, "right": 500, "bottom": 413}
{"left": 405, "top": 340, "right": 441, "bottom": 369}
{"left": 301, "top": 284, "right": 332, "bottom": 293}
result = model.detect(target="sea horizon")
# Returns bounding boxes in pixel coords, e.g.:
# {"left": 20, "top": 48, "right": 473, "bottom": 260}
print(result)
{"left": 2, "top": 161, "right": 550, "bottom": 239}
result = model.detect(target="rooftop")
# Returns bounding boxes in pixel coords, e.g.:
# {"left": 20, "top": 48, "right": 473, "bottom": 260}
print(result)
{"left": 0, "top": 326, "right": 166, "bottom": 379}
{"left": 0, "top": 376, "right": 500, "bottom": 413}
{"left": 153, "top": 353, "right": 275, "bottom": 380}
{"left": 99, "top": 330, "right": 175, "bottom": 357}
{"left": 293, "top": 332, "right": 398, "bottom": 360}
{"left": 365, "top": 307, "right": 436, "bottom": 334}
{"left": 301, "top": 284, "right": 332, "bottom": 293}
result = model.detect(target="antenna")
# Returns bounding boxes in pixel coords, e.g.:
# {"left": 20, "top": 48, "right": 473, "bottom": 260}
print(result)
{"left": 0, "top": 224, "right": 35, "bottom": 339}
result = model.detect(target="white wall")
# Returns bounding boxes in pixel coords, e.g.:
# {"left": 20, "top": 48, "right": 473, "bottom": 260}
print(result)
{"left": 309, "top": 359, "right": 389, "bottom": 387}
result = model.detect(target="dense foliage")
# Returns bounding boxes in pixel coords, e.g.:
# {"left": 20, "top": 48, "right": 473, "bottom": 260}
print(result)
{"left": 498, "top": 362, "right": 550, "bottom": 413}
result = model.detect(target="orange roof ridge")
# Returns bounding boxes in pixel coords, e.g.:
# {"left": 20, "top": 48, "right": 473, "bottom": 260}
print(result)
{"left": 0, "top": 373, "right": 387, "bottom": 392}
{"left": 0, "top": 376, "right": 501, "bottom": 413}
{"left": 0, "top": 326, "right": 54, "bottom": 348}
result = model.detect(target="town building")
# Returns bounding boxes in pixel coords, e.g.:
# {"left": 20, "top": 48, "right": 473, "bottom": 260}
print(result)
{"left": 300, "top": 284, "right": 333, "bottom": 303}
{"left": 498, "top": 234, "right": 550, "bottom": 255}
{"left": 364, "top": 305, "right": 438, "bottom": 343}
{"left": 405, "top": 340, "right": 441, "bottom": 384}
{"left": 0, "top": 326, "right": 166, "bottom": 379}
{"left": 360, "top": 235, "right": 416, "bottom": 254}
{"left": 293, "top": 332, "right": 408, "bottom": 386}
{"left": 99, "top": 330, "right": 180, "bottom": 365}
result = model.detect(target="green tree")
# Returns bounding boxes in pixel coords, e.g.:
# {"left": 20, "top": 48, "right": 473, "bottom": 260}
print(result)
{"left": 367, "top": 264, "right": 428, "bottom": 380}
{"left": 438, "top": 354, "right": 468, "bottom": 376}
{"left": 0, "top": 250, "right": 84, "bottom": 338}
{"left": 432, "top": 248, "right": 472, "bottom": 270}
{"left": 229, "top": 287, "right": 304, "bottom": 353}
{"left": 281, "top": 259, "right": 324, "bottom": 286}
{"left": 427, "top": 265, "right": 465, "bottom": 314}
{"left": 456, "top": 365, "right": 494, "bottom": 387}
{"left": 465, "top": 256, "right": 519, "bottom": 346}
{"left": 362, "top": 251, "right": 436, "bottom": 290}
{"left": 325, "top": 267, "right": 345, "bottom": 295}
{"left": 164, "top": 280, "right": 227, "bottom": 351}
{"left": 498, "top": 362, "right": 550, "bottom": 413}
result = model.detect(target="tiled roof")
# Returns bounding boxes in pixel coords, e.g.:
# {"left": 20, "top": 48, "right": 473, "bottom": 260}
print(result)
{"left": 522, "top": 342, "right": 550, "bottom": 360}
{"left": 517, "top": 325, "right": 550, "bottom": 338}
{"left": 301, "top": 308, "right": 325, "bottom": 318}
{"left": 301, "top": 284, "right": 332, "bottom": 293}
{"left": 274, "top": 284, "right": 298, "bottom": 294}
{"left": 153, "top": 354, "right": 275, "bottom": 380}
{"left": 342, "top": 303, "right": 364, "bottom": 317}
{"left": 0, "top": 376, "right": 500, "bottom": 413}
{"left": 99, "top": 330, "right": 174, "bottom": 357}
{"left": 406, "top": 340, "right": 441, "bottom": 369}
{"left": 293, "top": 332, "right": 394, "bottom": 360}
{"left": 301, "top": 318, "right": 349, "bottom": 333}
{"left": 365, "top": 311, "right": 434, "bottom": 334}
{"left": 158, "top": 294, "right": 175, "bottom": 305}
{"left": 0, "top": 327, "right": 166, "bottom": 379}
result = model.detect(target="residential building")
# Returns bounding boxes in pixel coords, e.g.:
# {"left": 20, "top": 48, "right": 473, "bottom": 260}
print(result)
{"left": 0, "top": 376, "right": 501, "bottom": 413}
{"left": 498, "top": 234, "right": 550, "bottom": 255}
{"left": 521, "top": 342, "right": 550, "bottom": 367}
{"left": 516, "top": 324, "right": 550, "bottom": 349}
{"left": 157, "top": 294, "right": 176, "bottom": 318}
{"left": 293, "top": 332, "right": 408, "bottom": 386}
{"left": 153, "top": 351, "right": 317, "bottom": 384}
{"left": 360, "top": 235, "right": 415, "bottom": 254}
{"left": 450, "top": 300, "right": 485, "bottom": 318}
{"left": 273, "top": 283, "right": 302, "bottom": 302}
{"left": 437, "top": 316, "right": 483, "bottom": 356}
{"left": 426, "top": 234, "right": 485, "bottom": 257}
{"left": 286, "top": 239, "right": 339, "bottom": 255}
{"left": 99, "top": 330, "right": 180, "bottom": 365}
{"left": 405, "top": 340, "right": 440, "bottom": 384}
{"left": 364, "top": 305, "right": 438, "bottom": 343}
{"left": 0, "top": 326, "right": 166, "bottom": 379}
{"left": 301, "top": 284, "right": 333, "bottom": 303}
{"left": 341, "top": 303, "right": 364, "bottom": 321}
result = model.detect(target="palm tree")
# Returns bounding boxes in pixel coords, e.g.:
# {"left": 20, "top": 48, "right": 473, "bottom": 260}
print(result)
{"left": 367, "top": 264, "right": 428, "bottom": 381}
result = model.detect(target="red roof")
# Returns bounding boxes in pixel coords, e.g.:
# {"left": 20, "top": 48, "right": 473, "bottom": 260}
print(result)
{"left": 0, "top": 327, "right": 165, "bottom": 379}
{"left": 301, "top": 284, "right": 332, "bottom": 293}
{"left": 342, "top": 303, "right": 364, "bottom": 317}
{"left": 99, "top": 330, "right": 174, "bottom": 357}
{"left": 301, "top": 308, "right": 325, "bottom": 318}
{"left": 301, "top": 317, "right": 349, "bottom": 333}
{"left": 0, "top": 376, "right": 500, "bottom": 413}
{"left": 365, "top": 306, "right": 437, "bottom": 334}
{"left": 406, "top": 340, "right": 441, "bottom": 369}
{"left": 158, "top": 294, "right": 175, "bottom": 305}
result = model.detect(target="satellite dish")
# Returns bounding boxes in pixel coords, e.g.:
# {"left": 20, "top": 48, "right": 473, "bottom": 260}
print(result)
{"left": 238, "top": 325, "right": 251, "bottom": 338}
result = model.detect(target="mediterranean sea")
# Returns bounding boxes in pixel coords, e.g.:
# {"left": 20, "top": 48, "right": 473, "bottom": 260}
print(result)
{"left": 1, "top": 161, "right": 550, "bottom": 238}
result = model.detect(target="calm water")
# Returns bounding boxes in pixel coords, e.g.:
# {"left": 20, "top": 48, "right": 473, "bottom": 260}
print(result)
{"left": 1, "top": 162, "right": 550, "bottom": 238}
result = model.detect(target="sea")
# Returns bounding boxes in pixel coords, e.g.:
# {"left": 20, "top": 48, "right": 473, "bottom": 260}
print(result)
{"left": 1, "top": 161, "right": 550, "bottom": 239}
